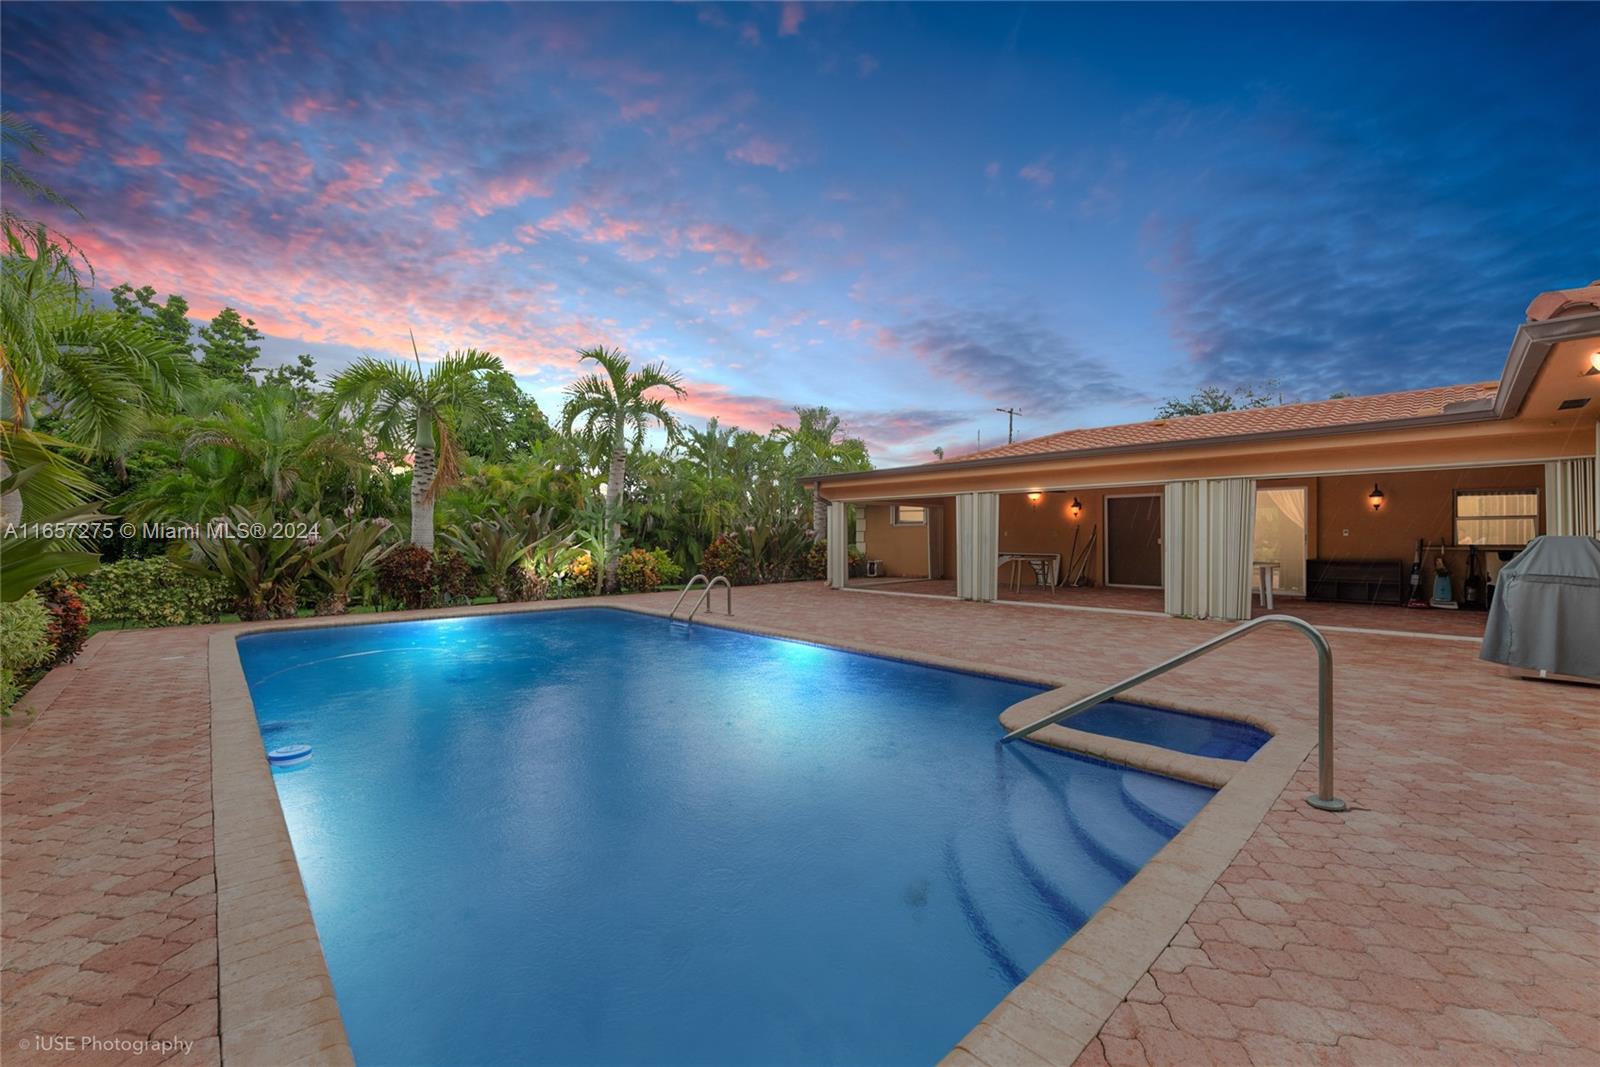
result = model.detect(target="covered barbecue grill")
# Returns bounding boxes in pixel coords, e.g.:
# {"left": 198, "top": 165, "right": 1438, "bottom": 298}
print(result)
{"left": 1480, "top": 536, "right": 1600, "bottom": 680}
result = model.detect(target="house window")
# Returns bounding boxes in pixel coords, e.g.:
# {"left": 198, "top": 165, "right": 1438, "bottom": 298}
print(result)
{"left": 890, "top": 505, "right": 926, "bottom": 526}
{"left": 1455, "top": 490, "right": 1538, "bottom": 546}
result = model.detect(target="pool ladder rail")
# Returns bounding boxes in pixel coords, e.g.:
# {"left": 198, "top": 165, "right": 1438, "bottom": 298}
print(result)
{"left": 1000, "top": 614, "right": 1348, "bottom": 813}
{"left": 669, "top": 574, "right": 733, "bottom": 624}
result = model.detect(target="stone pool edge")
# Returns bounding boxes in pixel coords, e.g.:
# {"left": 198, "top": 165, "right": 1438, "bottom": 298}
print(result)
{"left": 208, "top": 597, "right": 1311, "bottom": 1066}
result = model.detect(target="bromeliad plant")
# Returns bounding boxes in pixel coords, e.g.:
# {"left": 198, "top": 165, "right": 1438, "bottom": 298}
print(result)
{"left": 307, "top": 516, "right": 395, "bottom": 615}
{"left": 182, "top": 506, "right": 322, "bottom": 621}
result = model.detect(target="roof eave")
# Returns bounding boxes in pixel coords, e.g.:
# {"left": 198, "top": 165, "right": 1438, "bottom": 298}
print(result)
{"left": 801, "top": 406, "right": 1504, "bottom": 488}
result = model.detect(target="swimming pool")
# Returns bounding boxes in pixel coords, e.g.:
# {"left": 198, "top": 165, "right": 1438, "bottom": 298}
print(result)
{"left": 238, "top": 608, "right": 1214, "bottom": 1065}
{"left": 1060, "top": 700, "right": 1272, "bottom": 761}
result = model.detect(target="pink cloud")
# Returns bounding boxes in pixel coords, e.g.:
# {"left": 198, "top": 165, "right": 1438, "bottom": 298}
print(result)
{"left": 672, "top": 382, "right": 794, "bottom": 431}
{"left": 984, "top": 161, "right": 1001, "bottom": 179}
{"left": 727, "top": 136, "right": 795, "bottom": 171}
{"left": 856, "top": 54, "right": 879, "bottom": 78}
{"left": 683, "top": 223, "right": 770, "bottom": 271}
{"left": 175, "top": 173, "right": 218, "bottom": 198}
{"left": 740, "top": 23, "right": 762, "bottom": 47}
{"left": 779, "top": 2, "right": 806, "bottom": 36}
{"left": 619, "top": 98, "right": 660, "bottom": 121}
{"left": 112, "top": 145, "right": 163, "bottom": 167}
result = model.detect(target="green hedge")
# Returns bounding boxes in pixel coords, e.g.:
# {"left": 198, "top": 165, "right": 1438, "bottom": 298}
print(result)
{"left": 2, "top": 593, "right": 54, "bottom": 713}
{"left": 79, "top": 558, "right": 231, "bottom": 629}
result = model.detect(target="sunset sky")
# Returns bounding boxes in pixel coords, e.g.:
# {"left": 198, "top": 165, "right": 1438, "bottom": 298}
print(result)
{"left": 3, "top": 2, "right": 1594, "bottom": 464}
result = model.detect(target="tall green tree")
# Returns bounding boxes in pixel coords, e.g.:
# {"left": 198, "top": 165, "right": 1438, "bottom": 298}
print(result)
{"left": 1156, "top": 381, "right": 1283, "bottom": 418}
{"left": 561, "top": 346, "right": 685, "bottom": 592}
{"left": 110, "top": 283, "right": 194, "bottom": 357}
{"left": 326, "top": 337, "right": 503, "bottom": 551}
{"left": 197, "top": 307, "right": 263, "bottom": 382}
{"left": 456, "top": 368, "right": 552, "bottom": 460}
{"left": 774, "top": 405, "right": 870, "bottom": 535}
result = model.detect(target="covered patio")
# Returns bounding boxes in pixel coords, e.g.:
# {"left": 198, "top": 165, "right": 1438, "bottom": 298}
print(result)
{"left": 834, "top": 459, "right": 1578, "bottom": 640}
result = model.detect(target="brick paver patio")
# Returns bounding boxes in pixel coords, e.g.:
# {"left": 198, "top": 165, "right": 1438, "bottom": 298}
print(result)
{"left": 2, "top": 584, "right": 1595, "bottom": 1065}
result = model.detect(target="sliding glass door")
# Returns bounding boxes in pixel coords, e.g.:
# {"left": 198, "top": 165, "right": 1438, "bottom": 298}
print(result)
{"left": 1253, "top": 487, "right": 1309, "bottom": 596}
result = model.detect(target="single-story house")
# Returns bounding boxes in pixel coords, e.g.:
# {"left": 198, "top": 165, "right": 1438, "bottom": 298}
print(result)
{"left": 807, "top": 282, "right": 1600, "bottom": 622}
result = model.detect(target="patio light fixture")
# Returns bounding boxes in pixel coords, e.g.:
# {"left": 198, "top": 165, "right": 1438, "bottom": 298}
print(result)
{"left": 1026, "top": 491, "right": 1043, "bottom": 508}
{"left": 1368, "top": 483, "right": 1385, "bottom": 511}
{"left": 1069, "top": 496, "right": 1083, "bottom": 519}
{"left": 1585, "top": 350, "right": 1600, "bottom": 375}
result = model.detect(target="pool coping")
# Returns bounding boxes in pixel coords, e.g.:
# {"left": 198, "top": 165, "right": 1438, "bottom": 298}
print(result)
{"left": 208, "top": 596, "right": 1319, "bottom": 1066}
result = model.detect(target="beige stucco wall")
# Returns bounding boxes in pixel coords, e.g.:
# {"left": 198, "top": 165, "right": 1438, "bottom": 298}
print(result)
{"left": 1314, "top": 465, "right": 1545, "bottom": 591}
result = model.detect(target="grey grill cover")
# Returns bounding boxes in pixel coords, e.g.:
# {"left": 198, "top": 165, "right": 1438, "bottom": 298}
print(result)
{"left": 1480, "top": 536, "right": 1600, "bottom": 679}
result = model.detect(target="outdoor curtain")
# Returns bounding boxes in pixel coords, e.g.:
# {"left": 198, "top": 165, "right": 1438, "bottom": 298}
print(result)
{"left": 1163, "top": 481, "right": 1205, "bottom": 617}
{"left": 1545, "top": 457, "right": 1597, "bottom": 538}
{"left": 826, "top": 501, "right": 848, "bottom": 589}
{"left": 1206, "top": 477, "right": 1257, "bottom": 621}
{"left": 1163, "top": 477, "right": 1257, "bottom": 621}
{"left": 955, "top": 492, "right": 999, "bottom": 601}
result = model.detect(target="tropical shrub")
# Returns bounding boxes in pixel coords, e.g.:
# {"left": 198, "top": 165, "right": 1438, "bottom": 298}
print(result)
{"left": 804, "top": 539, "right": 828, "bottom": 580}
{"left": 699, "top": 533, "right": 750, "bottom": 585}
{"left": 563, "top": 550, "right": 598, "bottom": 596}
{"left": 40, "top": 578, "right": 89, "bottom": 664}
{"left": 443, "top": 511, "right": 532, "bottom": 602}
{"left": 307, "top": 517, "right": 394, "bottom": 615}
{"left": 650, "top": 547, "right": 683, "bottom": 587}
{"left": 435, "top": 549, "right": 476, "bottom": 605}
{"left": 182, "top": 506, "right": 318, "bottom": 621}
{"left": 1, "top": 593, "right": 55, "bottom": 713}
{"left": 376, "top": 545, "right": 435, "bottom": 610}
{"left": 616, "top": 548, "right": 660, "bottom": 592}
{"left": 79, "top": 558, "right": 230, "bottom": 628}
{"left": 736, "top": 521, "right": 810, "bottom": 584}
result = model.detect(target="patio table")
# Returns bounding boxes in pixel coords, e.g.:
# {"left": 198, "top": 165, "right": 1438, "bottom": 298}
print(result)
{"left": 999, "top": 552, "right": 1061, "bottom": 593}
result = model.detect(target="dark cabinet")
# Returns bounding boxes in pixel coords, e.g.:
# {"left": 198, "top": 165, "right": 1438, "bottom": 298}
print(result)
{"left": 1306, "top": 559, "right": 1406, "bottom": 605}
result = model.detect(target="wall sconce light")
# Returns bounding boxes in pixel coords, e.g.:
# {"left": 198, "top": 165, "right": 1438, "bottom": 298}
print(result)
{"left": 1368, "top": 483, "right": 1385, "bottom": 511}
{"left": 1026, "top": 491, "right": 1043, "bottom": 508}
{"left": 1069, "top": 496, "right": 1083, "bottom": 519}
{"left": 1585, "top": 350, "right": 1600, "bottom": 376}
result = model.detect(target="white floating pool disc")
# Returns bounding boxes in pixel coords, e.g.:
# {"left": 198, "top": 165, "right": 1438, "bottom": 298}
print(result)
{"left": 267, "top": 744, "right": 312, "bottom": 766}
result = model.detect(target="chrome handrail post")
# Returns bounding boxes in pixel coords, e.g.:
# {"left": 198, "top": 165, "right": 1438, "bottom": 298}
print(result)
{"left": 1001, "top": 614, "right": 1347, "bottom": 813}
{"left": 670, "top": 574, "right": 709, "bottom": 620}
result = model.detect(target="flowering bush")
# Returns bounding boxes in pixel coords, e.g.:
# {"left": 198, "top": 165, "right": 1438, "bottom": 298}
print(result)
{"left": 377, "top": 545, "right": 436, "bottom": 610}
{"left": 41, "top": 579, "right": 90, "bottom": 664}
{"left": 1, "top": 593, "right": 55, "bottom": 714}
{"left": 79, "top": 558, "right": 230, "bottom": 628}
{"left": 562, "top": 550, "right": 598, "bottom": 596}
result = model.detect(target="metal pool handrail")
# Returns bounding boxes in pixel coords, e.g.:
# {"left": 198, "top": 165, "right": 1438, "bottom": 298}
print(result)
{"left": 1000, "top": 614, "right": 1347, "bottom": 813}
{"left": 685, "top": 575, "right": 733, "bottom": 622}
{"left": 670, "top": 574, "right": 710, "bottom": 619}
{"left": 669, "top": 574, "right": 733, "bottom": 623}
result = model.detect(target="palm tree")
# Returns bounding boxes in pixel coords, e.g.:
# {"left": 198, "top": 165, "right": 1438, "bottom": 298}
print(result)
{"left": 180, "top": 385, "right": 367, "bottom": 508}
{"left": 326, "top": 335, "right": 503, "bottom": 551}
{"left": 774, "top": 405, "right": 870, "bottom": 536}
{"left": 561, "top": 346, "right": 685, "bottom": 592}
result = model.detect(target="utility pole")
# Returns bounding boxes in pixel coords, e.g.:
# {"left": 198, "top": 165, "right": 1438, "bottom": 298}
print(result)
{"left": 995, "top": 407, "right": 1022, "bottom": 444}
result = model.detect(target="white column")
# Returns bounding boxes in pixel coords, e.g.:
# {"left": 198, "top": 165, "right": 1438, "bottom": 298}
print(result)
{"left": 826, "top": 501, "right": 848, "bottom": 589}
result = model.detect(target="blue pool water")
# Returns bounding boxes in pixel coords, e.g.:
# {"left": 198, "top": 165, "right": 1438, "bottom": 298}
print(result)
{"left": 1062, "top": 700, "right": 1271, "bottom": 761}
{"left": 238, "top": 609, "right": 1214, "bottom": 1066}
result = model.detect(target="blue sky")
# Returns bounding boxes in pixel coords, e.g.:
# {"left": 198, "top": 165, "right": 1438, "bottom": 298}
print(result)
{"left": 3, "top": 2, "right": 1595, "bottom": 463}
